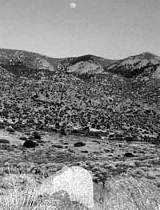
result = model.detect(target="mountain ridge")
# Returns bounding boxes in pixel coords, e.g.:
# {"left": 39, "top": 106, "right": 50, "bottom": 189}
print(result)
{"left": 0, "top": 48, "right": 160, "bottom": 78}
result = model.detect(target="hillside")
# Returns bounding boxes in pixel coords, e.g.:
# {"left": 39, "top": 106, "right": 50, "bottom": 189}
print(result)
{"left": 106, "top": 52, "right": 160, "bottom": 78}
{"left": 0, "top": 49, "right": 160, "bottom": 143}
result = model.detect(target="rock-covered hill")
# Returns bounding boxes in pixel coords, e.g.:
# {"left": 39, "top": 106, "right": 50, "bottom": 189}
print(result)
{"left": 0, "top": 49, "right": 160, "bottom": 78}
{"left": 106, "top": 52, "right": 160, "bottom": 78}
{"left": 0, "top": 48, "right": 58, "bottom": 72}
{"left": 0, "top": 48, "right": 160, "bottom": 143}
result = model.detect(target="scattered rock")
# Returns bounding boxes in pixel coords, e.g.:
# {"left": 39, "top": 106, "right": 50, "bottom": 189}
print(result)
{"left": 0, "top": 139, "right": 10, "bottom": 144}
{"left": 124, "top": 152, "right": 135, "bottom": 158}
{"left": 104, "top": 149, "right": 110, "bottom": 153}
{"left": 53, "top": 144, "right": 63, "bottom": 149}
{"left": 19, "top": 136, "right": 27, "bottom": 141}
{"left": 6, "top": 126, "right": 15, "bottom": 133}
{"left": 23, "top": 140, "right": 38, "bottom": 148}
{"left": 74, "top": 142, "right": 86, "bottom": 147}
{"left": 81, "top": 150, "right": 88, "bottom": 153}
{"left": 92, "top": 140, "right": 100, "bottom": 144}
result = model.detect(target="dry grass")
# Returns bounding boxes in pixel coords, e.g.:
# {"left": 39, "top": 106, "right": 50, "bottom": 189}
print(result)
{"left": 0, "top": 172, "right": 160, "bottom": 210}
{"left": 94, "top": 175, "right": 160, "bottom": 210}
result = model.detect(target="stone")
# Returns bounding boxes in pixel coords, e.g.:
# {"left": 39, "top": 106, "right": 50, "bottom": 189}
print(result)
{"left": 124, "top": 152, "right": 135, "bottom": 158}
{"left": 36, "top": 166, "right": 94, "bottom": 209}
{"left": 19, "top": 136, "right": 27, "bottom": 141}
{"left": 23, "top": 140, "right": 38, "bottom": 148}
{"left": 74, "top": 142, "right": 86, "bottom": 147}
{"left": 6, "top": 126, "right": 15, "bottom": 133}
{"left": 53, "top": 144, "right": 63, "bottom": 149}
{"left": 0, "top": 139, "right": 10, "bottom": 144}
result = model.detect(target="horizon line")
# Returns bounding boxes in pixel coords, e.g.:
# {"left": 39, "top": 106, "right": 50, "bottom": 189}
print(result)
{"left": 0, "top": 47, "right": 159, "bottom": 60}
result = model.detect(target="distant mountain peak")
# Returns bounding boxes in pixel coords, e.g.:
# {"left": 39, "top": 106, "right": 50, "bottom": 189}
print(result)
{"left": 105, "top": 51, "right": 160, "bottom": 78}
{"left": 138, "top": 52, "right": 160, "bottom": 60}
{"left": 0, "top": 48, "right": 160, "bottom": 78}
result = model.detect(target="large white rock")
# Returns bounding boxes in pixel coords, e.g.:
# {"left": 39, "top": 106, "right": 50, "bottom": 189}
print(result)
{"left": 36, "top": 166, "right": 94, "bottom": 209}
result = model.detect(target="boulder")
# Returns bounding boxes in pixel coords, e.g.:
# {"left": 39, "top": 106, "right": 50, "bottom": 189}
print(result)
{"left": 23, "top": 140, "right": 38, "bottom": 148}
{"left": 36, "top": 166, "right": 94, "bottom": 209}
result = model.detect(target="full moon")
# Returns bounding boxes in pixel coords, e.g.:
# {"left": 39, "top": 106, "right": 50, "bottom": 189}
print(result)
{"left": 69, "top": 2, "right": 77, "bottom": 9}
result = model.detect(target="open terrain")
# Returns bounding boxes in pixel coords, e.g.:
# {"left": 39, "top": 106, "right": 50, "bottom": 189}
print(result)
{"left": 0, "top": 48, "right": 160, "bottom": 209}
{"left": 1, "top": 130, "right": 160, "bottom": 209}
{"left": 1, "top": 129, "right": 160, "bottom": 183}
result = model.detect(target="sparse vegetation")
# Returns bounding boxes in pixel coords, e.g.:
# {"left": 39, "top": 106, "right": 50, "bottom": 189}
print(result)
{"left": 0, "top": 49, "right": 160, "bottom": 209}
{"left": 0, "top": 49, "right": 159, "bottom": 143}
{"left": 0, "top": 171, "right": 160, "bottom": 210}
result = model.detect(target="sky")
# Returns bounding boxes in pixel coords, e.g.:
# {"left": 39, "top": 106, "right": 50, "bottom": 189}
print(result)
{"left": 0, "top": 0, "right": 160, "bottom": 59}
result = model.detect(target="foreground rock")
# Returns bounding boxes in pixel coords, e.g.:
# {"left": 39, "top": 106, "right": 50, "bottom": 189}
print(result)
{"left": 35, "top": 166, "right": 94, "bottom": 209}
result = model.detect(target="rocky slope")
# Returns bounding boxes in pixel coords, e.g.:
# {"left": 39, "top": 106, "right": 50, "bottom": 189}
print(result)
{"left": 0, "top": 49, "right": 159, "bottom": 143}
{"left": 106, "top": 52, "right": 160, "bottom": 78}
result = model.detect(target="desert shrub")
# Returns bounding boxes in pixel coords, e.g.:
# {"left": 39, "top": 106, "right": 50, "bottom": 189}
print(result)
{"left": 94, "top": 175, "right": 160, "bottom": 210}
{"left": 1, "top": 171, "right": 160, "bottom": 210}
{"left": 0, "top": 168, "right": 92, "bottom": 210}
{"left": 0, "top": 173, "right": 38, "bottom": 210}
